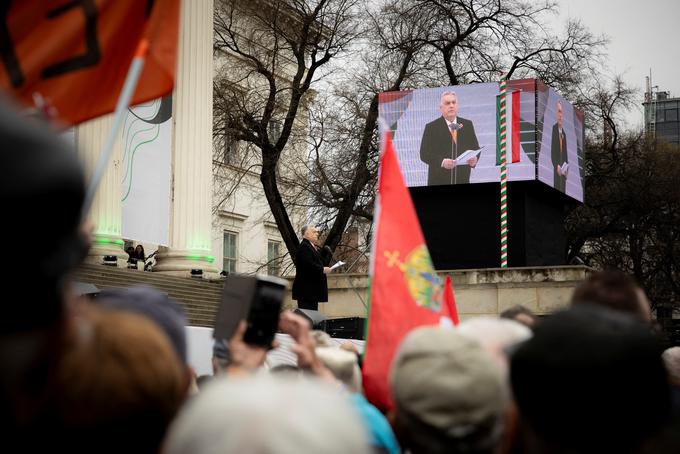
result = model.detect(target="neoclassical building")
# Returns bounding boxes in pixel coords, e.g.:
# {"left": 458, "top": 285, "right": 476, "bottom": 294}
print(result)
{"left": 78, "top": 0, "right": 300, "bottom": 278}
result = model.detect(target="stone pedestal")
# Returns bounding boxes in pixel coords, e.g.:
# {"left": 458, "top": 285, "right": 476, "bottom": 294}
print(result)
{"left": 153, "top": 0, "right": 217, "bottom": 277}
{"left": 283, "top": 266, "right": 591, "bottom": 319}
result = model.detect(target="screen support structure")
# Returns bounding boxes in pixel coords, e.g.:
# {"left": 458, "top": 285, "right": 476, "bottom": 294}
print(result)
{"left": 498, "top": 76, "right": 509, "bottom": 268}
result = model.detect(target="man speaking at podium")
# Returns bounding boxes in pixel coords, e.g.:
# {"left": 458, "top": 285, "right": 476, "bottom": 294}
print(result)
{"left": 420, "top": 91, "right": 480, "bottom": 185}
{"left": 292, "top": 225, "right": 331, "bottom": 311}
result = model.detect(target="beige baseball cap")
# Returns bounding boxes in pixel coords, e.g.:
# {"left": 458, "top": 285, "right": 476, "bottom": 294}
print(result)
{"left": 390, "top": 326, "right": 506, "bottom": 440}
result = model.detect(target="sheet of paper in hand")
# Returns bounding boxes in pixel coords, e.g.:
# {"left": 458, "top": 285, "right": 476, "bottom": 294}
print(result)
{"left": 455, "top": 148, "right": 483, "bottom": 166}
{"left": 330, "top": 261, "right": 346, "bottom": 271}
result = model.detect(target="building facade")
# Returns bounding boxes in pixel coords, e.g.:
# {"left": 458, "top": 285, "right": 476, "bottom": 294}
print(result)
{"left": 644, "top": 89, "right": 680, "bottom": 145}
{"left": 78, "top": 0, "right": 310, "bottom": 278}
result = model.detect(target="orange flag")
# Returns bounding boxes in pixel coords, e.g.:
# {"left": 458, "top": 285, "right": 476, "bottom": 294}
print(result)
{"left": 0, "top": 0, "right": 180, "bottom": 126}
{"left": 363, "top": 130, "right": 453, "bottom": 412}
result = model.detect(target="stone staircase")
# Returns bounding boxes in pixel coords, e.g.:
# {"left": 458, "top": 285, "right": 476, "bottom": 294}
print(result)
{"left": 73, "top": 263, "right": 224, "bottom": 327}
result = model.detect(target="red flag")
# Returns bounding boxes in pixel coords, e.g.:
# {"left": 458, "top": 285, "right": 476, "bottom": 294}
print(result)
{"left": 511, "top": 89, "right": 521, "bottom": 163}
{"left": 0, "top": 0, "right": 180, "bottom": 126}
{"left": 495, "top": 89, "right": 521, "bottom": 165}
{"left": 363, "top": 130, "right": 449, "bottom": 412}
{"left": 443, "top": 275, "right": 460, "bottom": 326}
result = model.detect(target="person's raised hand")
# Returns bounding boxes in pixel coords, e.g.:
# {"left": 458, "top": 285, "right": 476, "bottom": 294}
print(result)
{"left": 279, "top": 311, "right": 334, "bottom": 382}
{"left": 227, "top": 320, "right": 270, "bottom": 375}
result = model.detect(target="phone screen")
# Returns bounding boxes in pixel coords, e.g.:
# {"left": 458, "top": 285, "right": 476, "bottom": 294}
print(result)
{"left": 243, "top": 281, "right": 284, "bottom": 347}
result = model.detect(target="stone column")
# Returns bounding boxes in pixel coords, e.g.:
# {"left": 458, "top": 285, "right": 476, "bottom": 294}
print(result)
{"left": 76, "top": 114, "right": 127, "bottom": 265}
{"left": 154, "top": 0, "right": 217, "bottom": 276}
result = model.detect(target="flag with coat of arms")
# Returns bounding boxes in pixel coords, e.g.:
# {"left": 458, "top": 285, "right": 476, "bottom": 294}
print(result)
{"left": 362, "top": 129, "right": 459, "bottom": 412}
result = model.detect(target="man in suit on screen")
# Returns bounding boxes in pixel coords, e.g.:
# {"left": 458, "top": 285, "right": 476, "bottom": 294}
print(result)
{"left": 551, "top": 100, "right": 568, "bottom": 193}
{"left": 419, "top": 91, "right": 480, "bottom": 186}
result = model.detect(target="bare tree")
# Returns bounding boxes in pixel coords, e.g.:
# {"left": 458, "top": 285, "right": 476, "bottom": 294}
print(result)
{"left": 391, "top": 0, "right": 605, "bottom": 91}
{"left": 214, "top": 0, "right": 361, "bottom": 261}
{"left": 566, "top": 79, "right": 680, "bottom": 320}
{"left": 295, "top": 0, "right": 605, "bottom": 250}
{"left": 213, "top": 0, "right": 606, "bottom": 263}
{"left": 295, "top": 0, "right": 433, "bottom": 253}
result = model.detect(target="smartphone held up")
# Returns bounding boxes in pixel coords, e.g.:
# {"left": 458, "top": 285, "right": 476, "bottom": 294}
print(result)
{"left": 214, "top": 274, "right": 287, "bottom": 348}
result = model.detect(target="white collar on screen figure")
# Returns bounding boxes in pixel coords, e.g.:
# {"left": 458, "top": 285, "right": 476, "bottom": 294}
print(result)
{"left": 445, "top": 117, "right": 458, "bottom": 127}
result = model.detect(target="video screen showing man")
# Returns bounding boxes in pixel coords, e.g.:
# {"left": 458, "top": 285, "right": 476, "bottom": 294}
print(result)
{"left": 419, "top": 91, "right": 480, "bottom": 185}
{"left": 551, "top": 100, "right": 568, "bottom": 192}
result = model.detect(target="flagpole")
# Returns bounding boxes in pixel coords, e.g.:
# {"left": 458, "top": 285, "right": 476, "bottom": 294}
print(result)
{"left": 81, "top": 39, "right": 150, "bottom": 221}
{"left": 499, "top": 75, "right": 509, "bottom": 268}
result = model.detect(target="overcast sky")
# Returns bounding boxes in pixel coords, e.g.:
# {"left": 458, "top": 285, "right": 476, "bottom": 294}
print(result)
{"left": 555, "top": 0, "right": 680, "bottom": 128}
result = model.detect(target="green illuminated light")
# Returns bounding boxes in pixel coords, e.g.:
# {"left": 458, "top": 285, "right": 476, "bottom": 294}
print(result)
{"left": 188, "top": 254, "right": 215, "bottom": 263}
{"left": 94, "top": 238, "right": 124, "bottom": 246}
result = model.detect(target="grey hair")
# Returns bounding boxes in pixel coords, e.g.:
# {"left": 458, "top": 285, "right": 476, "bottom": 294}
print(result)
{"left": 165, "top": 376, "right": 371, "bottom": 454}
{"left": 311, "top": 330, "right": 334, "bottom": 348}
{"left": 662, "top": 346, "right": 680, "bottom": 384}
{"left": 300, "top": 224, "right": 312, "bottom": 237}
{"left": 457, "top": 317, "right": 532, "bottom": 349}
{"left": 440, "top": 91, "right": 457, "bottom": 104}
{"left": 457, "top": 316, "right": 532, "bottom": 379}
{"left": 315, "top": 347, "right": 363, "bottom": 393}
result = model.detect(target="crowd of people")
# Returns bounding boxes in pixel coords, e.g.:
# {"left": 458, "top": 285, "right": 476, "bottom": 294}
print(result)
{"left": 1, "top": 100, "right": 679, "bottom": 453}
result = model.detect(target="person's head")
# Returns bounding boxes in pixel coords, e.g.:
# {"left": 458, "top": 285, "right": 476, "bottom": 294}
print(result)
{"left": 635, "top": 287, "right": 653, "bottom": 321}
{"left": 510, "top": 305, "right": 670, "bottom": 454}
{"left": 662, "top": 346, "right": 680, "bottom": 388}
{"left": 439, "top": 91, "right": 458, "bottom": 122}
{"left": 556, "top": 100, "right": 563, "bottom": 128}
{"left": 165, "top": 376, "right": 371, "bottom": 454}
{"left": 126, "top": 246, "right": 134, "bottom": 255}
{"left": 0, "top": 101, "right": 86, "bottom": 435}
{"left": 457, "top": 317, "right": 532, "bottom": 377}
{"left": 0, "top": 102, "right": 86, "bottom": 332}
{"left": 311, "top": 329, "right": 334, "bottom": 347}
{"left": 390, "top": 327, "right": 506, "bottom": 454}
{"left": 97, "top": 286, "right": 188, "bottom": 365}
{"left": 499, "top": 305, "right": 539, "bottom": 330}
{"left": 315, "top": 346, "right": 362, "bottom": 393}
{"left": 212, "top": 338, "right": 230, "bottom": 375}
{"left": 571, "top": 270, "right": 651, "bottom": 322}
{"left": 301, "top": 224, "right": 319, "bottom": 243}
{"left": 457, "top": 317, "right": 532, "bottom": 454}
{"left": 135, "top": 244, "right": 145, "bottom": 256}
{"left": 54, "top": 307, "right": 187, "bottom": 453}
{"left": 269, "top": 364, "right": 302, "bottom": 378}
{"left": 340, "top": 341, "right": 360, "bottom": 355}
{"left": 340, "top": 341, "right": 363, "bottom": 369}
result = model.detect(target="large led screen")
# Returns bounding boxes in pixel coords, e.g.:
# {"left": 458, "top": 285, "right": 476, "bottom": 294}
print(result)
{"left": 379, "top": 81, "right": 536, "bottom": 187}
{"left": 379, "top": 79, "right": 585, "bottom": 203}
{"left": 536, "top": 82, "right": 586, "bottom": 202}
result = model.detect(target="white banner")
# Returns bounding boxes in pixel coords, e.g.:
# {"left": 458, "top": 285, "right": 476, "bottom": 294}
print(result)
{"left": 121, "top": 96, "right": 172, "bottom": 245}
